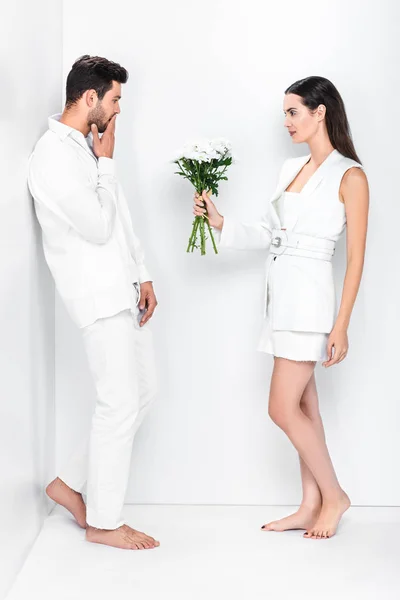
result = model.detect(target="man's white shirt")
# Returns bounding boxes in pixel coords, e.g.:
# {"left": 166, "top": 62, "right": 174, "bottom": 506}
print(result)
{"left": 28, "top": 114, "right": 151, "bottom": 328}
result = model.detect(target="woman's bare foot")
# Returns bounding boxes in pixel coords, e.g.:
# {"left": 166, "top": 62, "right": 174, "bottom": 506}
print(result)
{"left": 86, "top": 524, "right": 160, "bottom": 550}
{"left": 261, "top": 503, "right": 321, "bottom": 532}
{"left": 303, "top": 490, "right": 351, "bottom": 539}
{"left": 46, "top": 477, "right": 87, "bottom": 529}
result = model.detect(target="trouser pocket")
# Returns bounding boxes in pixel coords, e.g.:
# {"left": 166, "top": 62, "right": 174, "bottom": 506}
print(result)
{"left": 132, "top": 282, "right": 146, "bottom": 329}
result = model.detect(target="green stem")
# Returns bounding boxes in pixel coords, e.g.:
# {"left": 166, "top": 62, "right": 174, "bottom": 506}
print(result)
{"left": 196, "top": 162, "right": 202, "bottom": 193}
{"left": 194, "top": 217, "right": 202, "bottom": 252}
{"left": 187, "top": 217, "right": 199, "bottom": 252}
{"left": 189, "top": 217, "right": 201, "bottom": 253}
{"left": 176, "top": 162, "right": 197, "bottom": 189}
{"left": 186, "top": 217, "right": 197, "bottom": 252}
{"left": 200, "top": 217, "right": 206, "bottom": 255}
{"left": 205, "top": 218, "right": 218, "bottom": 254}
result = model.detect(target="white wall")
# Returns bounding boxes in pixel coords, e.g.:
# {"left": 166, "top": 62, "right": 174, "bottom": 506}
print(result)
{"left": 58, "top": 0, "right": 400, "bottom": 506}
{"left": 0, "top": 1, "right": 61, "bottom": 597}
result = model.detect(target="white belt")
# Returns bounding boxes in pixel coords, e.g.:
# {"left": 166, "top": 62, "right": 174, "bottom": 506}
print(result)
{"left": 269, "top": 229, "right": 335, "bottom": 261}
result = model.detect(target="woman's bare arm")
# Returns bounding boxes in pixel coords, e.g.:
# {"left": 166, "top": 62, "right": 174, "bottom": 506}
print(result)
{"left": 323, "top": 166, "right": 369, "bottom": 367}
{"left": 335, "top": 167, "right": 370, "bottom": 330}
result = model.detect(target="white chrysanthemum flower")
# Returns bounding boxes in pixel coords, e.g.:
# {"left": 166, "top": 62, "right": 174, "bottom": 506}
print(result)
{"left": 178, "top": 138, "right": 232, "bottom": 159}
{"left": 211, "top": 138, "right": 232, "bottom": 155}
{"left": 173, "top": 138, "right": 234, "bottom": 163}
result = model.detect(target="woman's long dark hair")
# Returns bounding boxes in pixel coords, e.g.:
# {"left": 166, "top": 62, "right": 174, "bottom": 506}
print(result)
{"left": 285, "top": 76, "right": 362, "bottom": 164}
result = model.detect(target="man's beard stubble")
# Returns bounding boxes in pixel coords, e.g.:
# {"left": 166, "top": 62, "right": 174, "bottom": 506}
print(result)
{"left": 88, "top": 104, "right": 109, "bottom": 134}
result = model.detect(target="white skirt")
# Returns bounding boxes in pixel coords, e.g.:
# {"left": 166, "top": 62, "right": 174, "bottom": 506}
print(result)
{"left": 257, "top": 316, "right": 329, "bottom": 362}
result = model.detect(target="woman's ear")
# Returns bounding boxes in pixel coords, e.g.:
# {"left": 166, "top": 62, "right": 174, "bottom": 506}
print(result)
{"left": 317, "top": 104, "right": 326, "bottom": 121}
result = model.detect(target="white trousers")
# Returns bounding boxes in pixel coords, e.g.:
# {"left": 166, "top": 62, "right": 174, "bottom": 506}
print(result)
{"left": 58, "top": 290, "right": 157, "bottom": 529}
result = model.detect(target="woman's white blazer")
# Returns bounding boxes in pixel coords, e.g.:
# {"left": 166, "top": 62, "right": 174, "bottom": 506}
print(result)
{"left": 216, "top": 149, "right": 365, "bottom": 333}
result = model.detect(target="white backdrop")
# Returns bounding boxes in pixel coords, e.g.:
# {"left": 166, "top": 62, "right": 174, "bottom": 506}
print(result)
{"left": 0, "top": 1, "right": 61, "bottom": 597}
{"left": 56, "top": 0, "right": 400, "bottom": 506}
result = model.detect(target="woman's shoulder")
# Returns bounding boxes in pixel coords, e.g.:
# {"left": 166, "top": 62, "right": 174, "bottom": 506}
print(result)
{"left": 335, "top": 153, "right": 369, "bottom": 202}
{"left": 335, "top": 151, "right": 364, "bottom": 170}
{"left": 335, "top": 152, "right": 368, "bottom": 187}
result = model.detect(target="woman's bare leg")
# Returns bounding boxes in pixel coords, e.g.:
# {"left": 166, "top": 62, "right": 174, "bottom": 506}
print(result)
{"left": 263, "top": 370, "right": 323, "bottom": 531}
{"left": 298, "top": 372, "right": 325, "bottom": 509}
{"left": 262, "top": 357, "right": 350, "bottom": 539}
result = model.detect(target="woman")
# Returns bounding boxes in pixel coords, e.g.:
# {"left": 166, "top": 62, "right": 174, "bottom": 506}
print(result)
{"left": 193, "top": 76, "right": 369, "bottom": 540}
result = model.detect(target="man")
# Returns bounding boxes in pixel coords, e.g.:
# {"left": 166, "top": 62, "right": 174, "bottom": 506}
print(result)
{"left": 28, "top": 55, "right": 159, "bottom": 550}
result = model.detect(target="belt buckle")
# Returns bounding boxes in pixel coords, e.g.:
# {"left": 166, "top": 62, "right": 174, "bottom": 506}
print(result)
{"left": 271, "top": 235, "right": 282, "bottom": 248}
{"left": 270, "top": 229, "right": 288, "bottom": 256}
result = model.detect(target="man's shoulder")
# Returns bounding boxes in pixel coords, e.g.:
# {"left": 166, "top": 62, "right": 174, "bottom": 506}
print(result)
{"left": 30, "top": 130, "right": 78, "bottom": 173}
{"left": 32, "top": 129, "right": 65, "bottom": 156}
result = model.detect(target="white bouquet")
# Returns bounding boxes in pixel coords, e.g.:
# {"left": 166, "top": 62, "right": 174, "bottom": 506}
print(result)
{"left": 173, "top": 138, "right": 234, "bottom": 255}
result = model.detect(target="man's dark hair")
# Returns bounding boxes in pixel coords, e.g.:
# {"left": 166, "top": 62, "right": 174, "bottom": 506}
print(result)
{"left": 65, "top": 55, "right": 129, "bottom": 108}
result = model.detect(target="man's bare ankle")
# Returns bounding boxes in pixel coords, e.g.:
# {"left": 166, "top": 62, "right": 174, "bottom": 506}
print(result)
{"left": 86, "top": 524, "right": 116, "bottom": 532}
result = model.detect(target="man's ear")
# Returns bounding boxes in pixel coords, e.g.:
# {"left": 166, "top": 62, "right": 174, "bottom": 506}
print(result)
{"left": 85, "top": 89, "right": 98, "bottom": 108}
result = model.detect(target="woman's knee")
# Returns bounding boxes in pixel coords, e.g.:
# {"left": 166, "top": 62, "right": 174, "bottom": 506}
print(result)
{"left": 268, "top": 398, "right": 291, "bottom": 430}
{"left": 269, "top": 392, "right": 308, "bottom": 432}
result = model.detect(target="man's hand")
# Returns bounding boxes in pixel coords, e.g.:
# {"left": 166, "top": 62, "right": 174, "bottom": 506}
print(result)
{"left": 139, "top": 282, "right": 158, "bottom": 326}
{"left": 91, "top": 115, "right": 116, "bottom": 159}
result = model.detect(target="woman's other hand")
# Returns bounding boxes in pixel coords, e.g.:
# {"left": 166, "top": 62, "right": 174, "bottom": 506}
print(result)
{"left": 322, "top": 327, "right": 349, "bottom": 367}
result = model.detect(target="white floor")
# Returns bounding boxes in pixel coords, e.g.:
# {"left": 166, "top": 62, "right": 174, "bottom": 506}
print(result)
{"left": 6, "top": 504, "right": 400, "bottom": 600}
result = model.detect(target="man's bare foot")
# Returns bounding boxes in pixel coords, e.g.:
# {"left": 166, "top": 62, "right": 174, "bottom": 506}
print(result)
{"left": 46, "top": 477, "right": 87, "bottom": 529}
{"left": 303, "top": 490, "right": 351, "bottom": 539}
{"left": 86, "top": 524, "right": 160, "bottom": 550}
{"left": 261, "top": 504, "right": 321, "bottom": 532}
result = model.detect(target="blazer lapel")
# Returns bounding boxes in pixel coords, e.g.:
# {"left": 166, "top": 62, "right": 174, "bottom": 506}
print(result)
{"left": 290, "top": 149, "right": 342, "bottom": 229}
{"left": 300, "top": 149, "right": 340, "bottom": 197}
{"left": 269, "top": 149, "right": 342, "bottom": 230}
{"left": 269, "top": 154, "right": 311, "bottom": 227}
